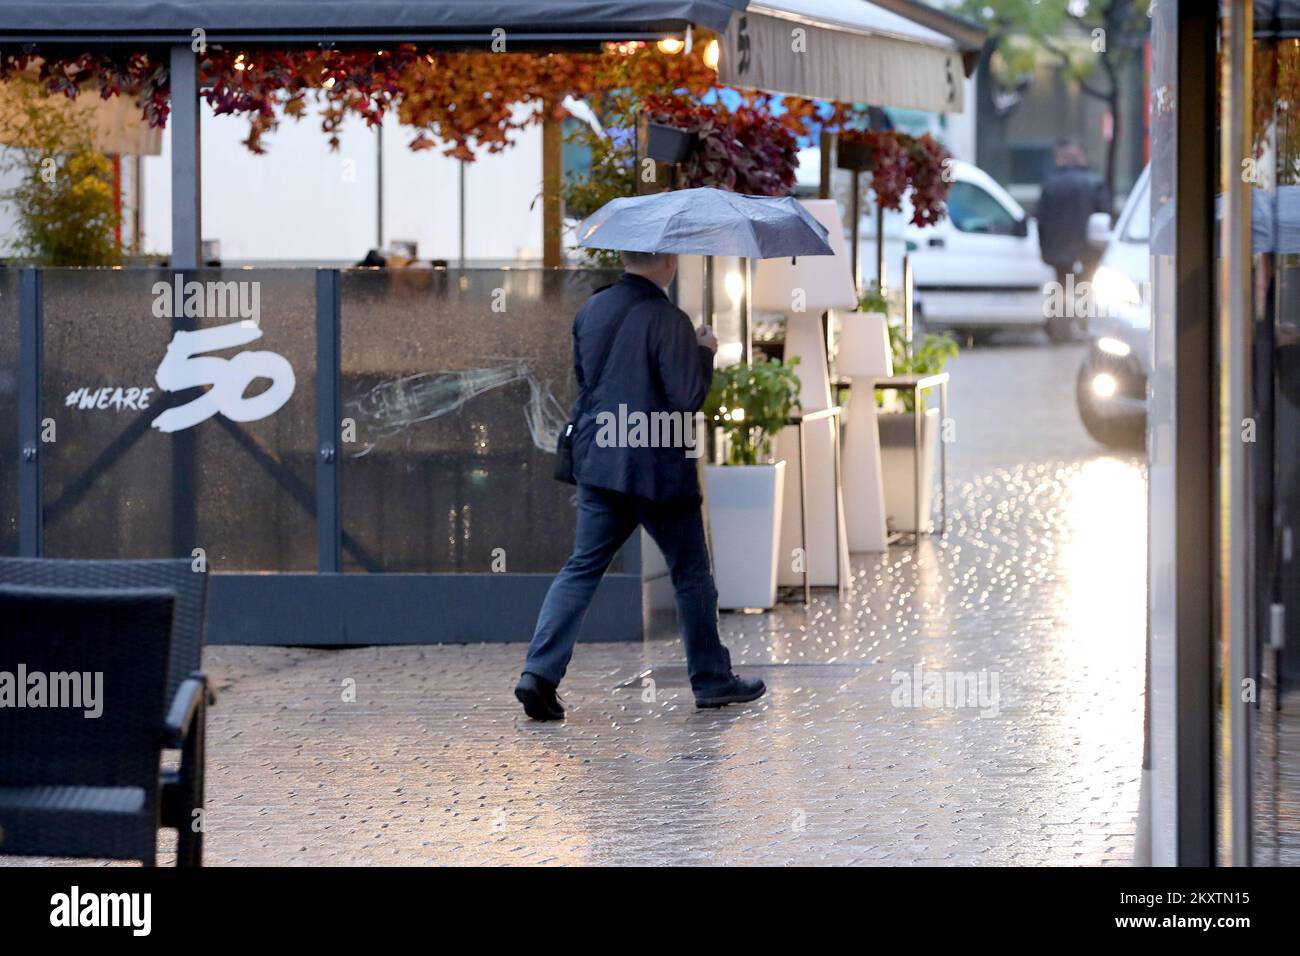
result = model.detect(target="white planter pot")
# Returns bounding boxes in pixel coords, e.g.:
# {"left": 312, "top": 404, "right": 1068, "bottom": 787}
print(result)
{"left": 704, "top": 461, "right": 786, "bottom": 610}
{"left": 878, "top": 407, "right": 939, "bottom": 534}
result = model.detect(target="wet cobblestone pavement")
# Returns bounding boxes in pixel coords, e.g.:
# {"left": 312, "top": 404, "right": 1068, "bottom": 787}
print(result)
{"left": 15, "top": 337, "right": 1151, "bottom": 866}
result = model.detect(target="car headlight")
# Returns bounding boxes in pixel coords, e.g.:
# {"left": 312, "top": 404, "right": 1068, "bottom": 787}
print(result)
{"left": 1092, "top": 265, "right": 1142, "bottom": 313}
{"left": 1097, "top": 336, "right": 1131, "bottom": 357}
{"left": 1091, "top": 372, "right": 1119, "bottom": 398}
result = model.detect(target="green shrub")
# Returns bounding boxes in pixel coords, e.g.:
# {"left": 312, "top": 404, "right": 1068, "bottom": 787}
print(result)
{"left": 703, "top": 357, "right": 801, "bottom": 466}
{"left": 0, "top": 75, "right": 121, "bottom": 266}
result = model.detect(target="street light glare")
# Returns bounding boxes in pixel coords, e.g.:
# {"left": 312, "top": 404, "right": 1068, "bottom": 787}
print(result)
{"left": 1091, "top": 373, "right": 1119, "bottom": 399}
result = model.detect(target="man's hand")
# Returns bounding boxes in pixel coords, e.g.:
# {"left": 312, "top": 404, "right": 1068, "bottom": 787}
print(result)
{"left": 696, "top": 324, "right": 718, "bottom": 353}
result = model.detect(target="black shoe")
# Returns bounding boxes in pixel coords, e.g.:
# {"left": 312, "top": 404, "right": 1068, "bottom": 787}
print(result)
{"left": 694, "top": 674, "right": 766, "bottom": 709}
{"left": 515, "top": 672, "right": 565, "bottom": 721}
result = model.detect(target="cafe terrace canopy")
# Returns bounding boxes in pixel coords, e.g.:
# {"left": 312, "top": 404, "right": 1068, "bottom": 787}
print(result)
{"left": 0, "top": 0, "right": 980, "bottom": 115}
{"left": 0, "top": 1, "right": 747, "bottom": 40}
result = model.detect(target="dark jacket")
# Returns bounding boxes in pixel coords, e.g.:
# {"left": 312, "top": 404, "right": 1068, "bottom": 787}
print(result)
{"left": 1036, "top": 164, "right": 1112, "bottom": 271}
{"left": 570, "top": 273, "right": 714, "bottom": 502}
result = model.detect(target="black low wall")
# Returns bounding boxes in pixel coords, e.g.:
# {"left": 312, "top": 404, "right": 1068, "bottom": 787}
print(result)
{"left": 207, "top": 570, "right": 646, "bottom": 646}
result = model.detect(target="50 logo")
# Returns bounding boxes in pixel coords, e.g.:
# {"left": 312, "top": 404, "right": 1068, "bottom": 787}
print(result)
{"left": 151, "top": 322, "right": 296, "bottom": 433}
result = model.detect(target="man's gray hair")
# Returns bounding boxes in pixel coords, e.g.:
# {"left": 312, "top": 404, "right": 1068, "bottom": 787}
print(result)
{"left": 621, "top": 250, "right": 673, "bottom": 268}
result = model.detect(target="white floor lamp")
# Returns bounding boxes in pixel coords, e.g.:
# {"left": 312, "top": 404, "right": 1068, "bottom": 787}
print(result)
{"left": 836, "top": 311, "right": 892, "bottom": 552}
{"left": 754, "top": 199, "right": 855, "bottom": 588}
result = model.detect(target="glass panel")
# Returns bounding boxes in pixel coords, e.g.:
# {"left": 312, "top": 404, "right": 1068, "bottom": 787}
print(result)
{"left": 0, "top": 270, "right": 17, "bottom": 554}
{"left": 339, "top": 267, "right": 620, "bottom": 573}
{"left": 1244, "top": 2, "right": 1300, "bottom": 866}
{"left": 41, "top": 268, "right": 317, "bottom": 570}
{"left": 1146, "top": 0, "right": 1180, "bottom": 865}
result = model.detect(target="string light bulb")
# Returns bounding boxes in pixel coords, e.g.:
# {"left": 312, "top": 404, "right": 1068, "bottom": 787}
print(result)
{"left": 703, "top": 38, "right": 720, "bottom": 70}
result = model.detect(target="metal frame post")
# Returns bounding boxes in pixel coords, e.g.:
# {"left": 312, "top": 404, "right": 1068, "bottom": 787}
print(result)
{"left": 18, "top": 268, "right": 42, "bottom": 556}
{"left": 169, "top": 44, "right": 201, "bottom": 270}
{"left": 1171, "top": 0, "right": 1217, "bottom": 866}
{"left": 939, "top": 379, "right": 948, "bottom": 537}
{"left": 903, "top": 254, "right": 915, "bottom": 360}
{"left": 740, "top": 257, "right": 752, "bottom": 367}
{"left": 819, "top": 131, "right": 834, "bottom": 201}
{"left": 1220, "top": 0, "right": 1254, "bottom": 867}
{"left": 703, "top": 255, "right": 715, "bottom": 328}
{"left": 376, "top": 124, "right": 385, "bottom": 252}
{"left": 913, "top": 383, "right": 922, "bottom": 536}
{"left": 797, "top": 417, "right": 810, "bottom": 605}
{"left": 875, "top": 202, "right": 886, "bottom": 297}
{"left": 316, "top": 270, "right": 342, "bottom": 572}
{"left": 789, "top": 407, "right": 845, "bottom": 605}
{"left": 850, "top": 169, "right": 861, "bottom": 294}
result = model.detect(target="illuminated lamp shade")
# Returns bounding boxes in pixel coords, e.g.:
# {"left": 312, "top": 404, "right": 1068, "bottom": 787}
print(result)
{"left": 836, "top": 312, "right": 893, "bottom": 379}
{"left": 757, "top": 199, "right": 856, "bottom": 583}
{"left": 752, "top": 199, "right": 857, "bottom": 314}
{"left": 838, "top": 310, "right": 892, "bottom": 553}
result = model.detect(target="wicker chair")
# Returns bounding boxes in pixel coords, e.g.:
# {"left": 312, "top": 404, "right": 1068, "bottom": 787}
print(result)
{"left": 0, "top": 586, "right": 177, "bottom": 865}
{"left": 0, "top": 558, "right": 212, "bottom": 866}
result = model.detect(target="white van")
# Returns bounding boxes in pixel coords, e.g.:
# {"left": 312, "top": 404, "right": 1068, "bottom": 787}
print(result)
{"left": 903, "top": 160, "right": 1058, "bottom": 341}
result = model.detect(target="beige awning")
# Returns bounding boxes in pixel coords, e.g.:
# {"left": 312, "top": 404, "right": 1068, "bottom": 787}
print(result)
{"left": 77, "top": 94, "right": 163, "bottom": 155}
{"left": 0, "top": 69, "right": 162, "bottom": 156}
{"left": 717, "top": 0, "right": 968, "bottom": 113}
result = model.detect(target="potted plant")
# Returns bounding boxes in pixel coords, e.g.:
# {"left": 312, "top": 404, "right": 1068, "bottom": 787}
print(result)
{"left": 833, "top": 128, "right": 951, "bottom": 228}
{"left": 873, "top": 308, "right": 958, "bottom": 534}
{"left": 702, "top": 358, "right": 801, "bottom": 610}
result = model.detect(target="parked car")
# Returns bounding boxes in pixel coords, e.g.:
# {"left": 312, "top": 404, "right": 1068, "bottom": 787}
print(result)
{"left": 902, "top": 160, "right": 1058, "bottom": 342}
{"left": 1076, "top": 166, "right": 1150, "bottom": 447}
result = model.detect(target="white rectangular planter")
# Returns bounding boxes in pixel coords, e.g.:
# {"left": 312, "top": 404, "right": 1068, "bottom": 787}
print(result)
{"left": 878, "top": 407, "right": 939, "bottom": 534}
{"left": 704, "top": 461, "right": 786, "bottom": 610}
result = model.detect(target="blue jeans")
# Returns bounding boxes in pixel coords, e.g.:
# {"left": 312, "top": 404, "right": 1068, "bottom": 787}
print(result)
{"left": 524, "top": 483, "right": 733, "bottom": 693}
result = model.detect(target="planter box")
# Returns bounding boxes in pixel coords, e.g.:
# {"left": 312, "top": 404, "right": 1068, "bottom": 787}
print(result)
{"left": 704, "top": 461, "right": 786, "bottom": 610}
{"left": 644, "top": 121, "right": 696, "bottom": 164}
{"left": 836, "top": 138, "right": 873, "bottom": 171}
{"left": 878, "top": 407, "right": 939, "bottom": 534}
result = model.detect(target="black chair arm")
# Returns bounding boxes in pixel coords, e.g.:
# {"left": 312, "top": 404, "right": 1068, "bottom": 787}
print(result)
{"left": 164, "top": 674, "right": 208, "bottom": 749}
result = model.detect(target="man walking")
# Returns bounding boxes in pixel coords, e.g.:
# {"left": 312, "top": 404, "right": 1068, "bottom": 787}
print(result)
{"left": 514, "top": 251, "right": 765, "bottom": 720}
{"left": 1037, "top": 140, "right": 1112, "bottom": 342}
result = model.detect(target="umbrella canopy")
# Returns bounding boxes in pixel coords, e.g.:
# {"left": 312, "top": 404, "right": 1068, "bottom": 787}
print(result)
{"left": 576, "top": 187, "right": 833, "bottom": 258}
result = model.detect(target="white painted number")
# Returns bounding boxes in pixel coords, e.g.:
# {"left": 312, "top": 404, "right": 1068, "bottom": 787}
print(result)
{"left": 151, "top": 322, "right": 296, "bottom": 433}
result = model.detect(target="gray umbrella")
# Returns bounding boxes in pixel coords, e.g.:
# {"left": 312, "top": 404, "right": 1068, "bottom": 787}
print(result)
{"left": 576, "top": 187, "right": 833, "bottom": 258}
